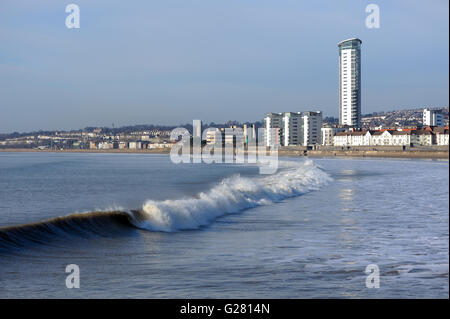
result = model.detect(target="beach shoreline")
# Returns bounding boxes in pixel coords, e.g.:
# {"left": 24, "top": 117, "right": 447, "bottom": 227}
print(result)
{"left": 278, "top": 148, "right": 449, "bottom": 159}
{"left": 0, "top": 148, "right": 172, "bottom": 154}
{"left": 0, "top": 147, "right": 448, "bottom": 159}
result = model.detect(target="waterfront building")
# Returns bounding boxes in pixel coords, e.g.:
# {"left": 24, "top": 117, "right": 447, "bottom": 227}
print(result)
{"left": 264, "top": 113, "right": 284, "bottom": 146}
{"left": 333, "top": 131, "right": 365, "bottom": 146}
{"left": 303, "top": 111, "right": 323, "bottom": 145}
{"left": 412, "top": 130, "right": 433, "bottom": 146}
{"left": 371, "top": 130, "right": 393, "bottom": 146}
{"left": 128, "top": 141, "right": 142, "bottom": 149}
{"left": 435, "top": 128, "right": 449, "bottom": 145}
{"left": 98, "top": 142, "right": 113, "bottom": 149}
{"left": 391, "top": 131, "right": 413, "bottom": 146}
{"left": 423, "top": 109, "right": 444, "bottom": 126}
{"left": 333, "top": 129, "right": 438, "bottom": 147}
{"left": 321, "top": 127, "right": 347, "bottom": 146}
{"left": 264, "top": 111, "right": 322, "bottom": 146}
{"left": 321, "top": 127, "right": 334, "bottom": 146}
{"left": 338, "top": 38, "right": 362, "bottom": 128}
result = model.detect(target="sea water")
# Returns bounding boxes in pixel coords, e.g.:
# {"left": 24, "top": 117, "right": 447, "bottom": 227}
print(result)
{"left": 0, "top": 152, "right": 448, "bottom": 298}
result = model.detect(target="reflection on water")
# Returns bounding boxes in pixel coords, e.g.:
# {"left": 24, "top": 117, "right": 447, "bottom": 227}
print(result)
{"left": 338, "top": 170, "right": 358, "bottom": 207}
{"left": 341, "top": 169, "right": 358, "bottom": 175}
{"left": 337, "top": 169, "right": 359, "bottom": 182}
{"left": 336, "top": 170, "right": 361, "bottom": 250}
{"left": 339, "top": 188, "right": 355, "bottom": 201}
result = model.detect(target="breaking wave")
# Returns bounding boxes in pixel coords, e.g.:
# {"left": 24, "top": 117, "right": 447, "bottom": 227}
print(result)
{"left": 134, "top": 160, "right": 331, "bottom": 231}
{"left": 0, "top": 159, "right": 331, "bottom": 249}
{"left": 0, "top": 211, "right": 136, "bottom": 250}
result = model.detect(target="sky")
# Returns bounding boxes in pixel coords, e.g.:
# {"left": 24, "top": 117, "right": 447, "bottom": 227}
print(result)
{"left": 0, "top": 0, "right": 448, "bottom": 133}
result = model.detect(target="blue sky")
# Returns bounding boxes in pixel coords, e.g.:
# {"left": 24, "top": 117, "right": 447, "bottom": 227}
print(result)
{"left": 0, "top": 0, "right": 448, "bottom": 132}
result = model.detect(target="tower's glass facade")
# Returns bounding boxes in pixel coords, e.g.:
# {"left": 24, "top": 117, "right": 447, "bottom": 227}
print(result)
{"left": 338, "top": 38, "right": 362, "bottom": 128}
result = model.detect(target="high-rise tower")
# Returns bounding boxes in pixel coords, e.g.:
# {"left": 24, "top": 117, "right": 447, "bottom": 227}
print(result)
{"left": 338, "top": 38, "right": 362, "bottom": 128}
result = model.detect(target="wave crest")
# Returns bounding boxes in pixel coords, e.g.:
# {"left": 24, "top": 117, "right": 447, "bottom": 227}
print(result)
{"left": 133, "top": 159, "right": 331, "bottom": 232}
{"left": 0, "top": 159, "right": 331, "bottom": 250}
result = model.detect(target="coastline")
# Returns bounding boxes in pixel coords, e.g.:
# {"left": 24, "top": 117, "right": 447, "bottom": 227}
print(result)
{"left": 0, "top": 148, "right": 172, "bottom": 154}
{"left": 278, "top": 145, "right": 449, "bottom": 159}
{"left": 0, "top": 147, "right": 448, "bottom": 159}
{"left": 279, "top": 149, "right": 449, "bottom": 159}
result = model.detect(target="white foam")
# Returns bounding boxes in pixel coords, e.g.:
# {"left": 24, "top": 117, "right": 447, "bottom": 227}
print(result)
{"left": 133, "top": 159, "right": 332, "bottom": 232}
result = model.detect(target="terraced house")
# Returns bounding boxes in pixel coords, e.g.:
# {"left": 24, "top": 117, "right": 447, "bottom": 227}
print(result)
{"left": 333, "top": 128, "right": 448, "bottom": 146}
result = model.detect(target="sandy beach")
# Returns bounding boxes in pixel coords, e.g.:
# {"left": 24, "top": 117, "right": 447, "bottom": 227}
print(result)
{"left": 1, "top": 146, "right": 448, "bottom": 159}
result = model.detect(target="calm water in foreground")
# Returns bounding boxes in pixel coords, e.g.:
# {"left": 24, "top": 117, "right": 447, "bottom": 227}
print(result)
{"left": 0, "top": 152, "right": 448, "bottom": 298}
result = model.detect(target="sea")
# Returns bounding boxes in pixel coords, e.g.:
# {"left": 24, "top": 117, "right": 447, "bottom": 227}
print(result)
{"left": 0, "top": 152, "right": 448, "bottom": 298}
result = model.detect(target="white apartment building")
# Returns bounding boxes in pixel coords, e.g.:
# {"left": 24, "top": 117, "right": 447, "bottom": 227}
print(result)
{"left": 333, "top": 132, "right": 349, "bottom": 146}
{"left": 264, "top": 111, "right": 322, "bottom": 146}
{"left": 334, "top": 130, "right": 436, "bottom": 146}
{"left": 303, "top": 111, "right": 322, "bottom": 145}
{"left": 321, "top": 126, "right": 347, "bottom": 146}
{"left": 98, "top": 142, "right": 113, "bottom": 149}
{"left": 128, "top": 141, "right": 142, "bottom": 149}
{"left": 423, "top": 109, "right": 444, "bottom": 126}
{"left": 370, "top": 131, "right": 393, "bottom": 146}
{"left": 412, "top": 130, "right": 433, "bottom": 146}
{"left": 283, "top": 112, "right": 303, "bottom": 146}
{"left": 321, "top": 127, "right": 337, "bottom": 146}
{"left": 371, "top": 131, "right": 414, "bottom": 146}
{"left": 264, "top": 113, "right": 283, "bottom": 146}
{"left": 264, "top": 112, "right": 301, "bottom": 146}
{"left": 338, "top": 38, "right": 362, "bottom": 128}
{"left": 391, "top": 131, "right": 413, "bottom": 146}
{"left": 205, "top": 127, "right": 245, "bottom": 146}
{"left": 436, "top": 129, "right": 449, "bottom": 145}
{"left": 148, "top": 143, "right": 172, "bottom": 149}
{"left": 333, "top": 131, "right": 366, "bottom": 146}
